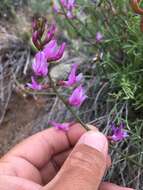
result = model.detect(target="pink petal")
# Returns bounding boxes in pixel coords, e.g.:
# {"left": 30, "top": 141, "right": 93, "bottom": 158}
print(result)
{"left": 27, "top": 77, "right": 43, "bottom": 91}
{"left": 69, "top": 85, "right": 87, "bottom": 107}
{"left": 50, "top": 121, "right": 70, "bottom": 132}
{"left": 32, "top": 51, "right": 48, "bottom": 76}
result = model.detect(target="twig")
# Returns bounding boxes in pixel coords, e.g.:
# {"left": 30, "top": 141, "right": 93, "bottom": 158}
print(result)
{"left": 23, "top": 49, "right": 30, "bottom": 75}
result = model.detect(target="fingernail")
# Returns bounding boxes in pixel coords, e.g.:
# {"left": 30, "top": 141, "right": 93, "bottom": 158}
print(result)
{"left": 78, "top": 131, "right": 108, "bottom": 156}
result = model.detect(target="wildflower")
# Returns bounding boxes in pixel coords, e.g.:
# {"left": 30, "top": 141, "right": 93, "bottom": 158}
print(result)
{"left": 60, "top": 0, "right": 76, "bottom": 19}
{"left": 61, "top": 0, "right": 76, "bottom": 11}
{"left": 50, "top": 121, "right": 71, "bottom": 131}
{"left": 53, "top": 1, "right": 60, "bottom": 13}
{"left": 27, "top": 76, "right": 43, "bottom": 91}
{"left": 44, "top": 24, "right": 56, "bottom": 44}
{"left": 32, "top": 51, "right": 48, "bottom": 76}
{"left": 110, "top": 122, "right": 128, "bottom": 142}
{"left": 43, "top": 40, "right": 66, "bottom": 62}
{"left": 95, "top": 32, "right": 103, "bottom": 43}
{"left": 61, "top": 64, "right": 83, "bottom": 87}
{"left": 69, "top": 85, "right": 87, "bottom": 107}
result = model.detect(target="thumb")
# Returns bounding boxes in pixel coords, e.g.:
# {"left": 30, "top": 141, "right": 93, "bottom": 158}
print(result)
{"left": 44, "top": 131, "right": 108, "bottom": 190}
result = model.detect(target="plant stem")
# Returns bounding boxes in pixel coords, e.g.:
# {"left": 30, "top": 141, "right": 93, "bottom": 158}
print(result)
{"left": 48, "top": 73, "right": 89, "bottom": 131}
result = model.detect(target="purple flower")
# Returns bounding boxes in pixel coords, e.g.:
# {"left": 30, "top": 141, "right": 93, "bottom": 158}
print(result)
{"left": 61, "top": 64, "right": 83, "bottom": 87}
{"left": 32, "top": 31, "right": 39, "bottom": 44}
{"left": 60, "top": 0, "right": 76, "bottom": 19}
{"left": 111, "top": 122, "right": 128, "bottom": 142}
{"left": 43, "top": 40, "right": 66, "bottom": 62}
{"left": 50, "top": 121, "right": 71, "bottom": 131}
{"left": 61, "top": 0, "right": 76, "bottom": 10}
{"left": 53, "top": 2, "right": 60, "bottom": 13}
{"left": 27, "top": 77, "right": 43, "bottom": 91}
{"left": 96, "top": 32, "right": 103, "bottom": 43}
{"left": 32, "top": 51, "right": 48, "bottom": 77}
{"left": 45, "top": 24, "right": 56, "bottom": 44}
{"left": 66, "top": 11, "right": 75, "bottom": 19}
{"left": 69, "top": 85, "right": 87, "bottom": 107}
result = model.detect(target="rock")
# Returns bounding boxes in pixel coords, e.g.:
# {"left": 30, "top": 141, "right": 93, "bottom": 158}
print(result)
{"left": 50, "top": 64, "right": 71, "bottom": 80}
{"left": 50, "top": 56, "right": 85, "bottom": 80}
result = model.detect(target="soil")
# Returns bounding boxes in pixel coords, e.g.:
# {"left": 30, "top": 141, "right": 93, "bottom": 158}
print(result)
{"left": 0, "top": 93, "right": 44, "bottom": 157}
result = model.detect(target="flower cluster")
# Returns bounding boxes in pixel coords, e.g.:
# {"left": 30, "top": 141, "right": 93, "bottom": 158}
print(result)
{"left": 27, "top": 17, "right": 87, "bottom": 132}
{"left": 53, "top": 0, "right": 76, "bottom": 19}
{"left": 27, "top": 17, "right": 65, "bottom": 90}
{"left": 110, "top": 122, "right": 128, "bottom": 142}
{"left": 60, "top": 63, "right": 87, "bottom": 108}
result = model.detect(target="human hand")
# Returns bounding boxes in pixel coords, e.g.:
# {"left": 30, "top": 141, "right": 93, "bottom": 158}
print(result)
{"left": 0, "top": 124, "right": 133, "bottom": 190}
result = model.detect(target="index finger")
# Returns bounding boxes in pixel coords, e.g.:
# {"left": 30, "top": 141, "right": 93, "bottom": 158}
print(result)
{"left": 2, "top": 123, "right": 86, "bottom": 169}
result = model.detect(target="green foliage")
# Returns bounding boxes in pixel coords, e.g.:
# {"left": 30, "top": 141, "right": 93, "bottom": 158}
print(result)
{"left": 29, "top": 0, "right": 51, "bottom": 14}
{"left": 54, "top": 0, "right": 143, "bottom": 113}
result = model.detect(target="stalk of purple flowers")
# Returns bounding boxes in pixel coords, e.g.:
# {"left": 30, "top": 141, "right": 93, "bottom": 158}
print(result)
{"left": 27, "top": 16, "right": 89, "bottom": 131}
{"left": 27, "top": 17, "right": 66, "bottom": 91}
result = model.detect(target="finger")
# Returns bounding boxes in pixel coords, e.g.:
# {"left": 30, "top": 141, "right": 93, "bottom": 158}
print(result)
{"left": 99, "top": 182, "right": 134, "bottom": 190}
{"left": 43, "top": 131, "right": 108, "bottom": 190}
{"left": 84, "top": 125, "right": 112, "bottom": 168}
{"left": 0, "top": 175, "right": 41, "bottom": 190}
{"left": 0, "top": 124, "right": 85, "bottom": 184}
{"left": 40, "top": 149, "right": 71, "bottom": 184}
{"left": 107, "top": 155, "right": 111, "bottom": 168}
{"left": 40, "top": 152, "right": 111, "bottom": 185}
{"left": 2, "top": 123, "right": 86, "bottom": 169}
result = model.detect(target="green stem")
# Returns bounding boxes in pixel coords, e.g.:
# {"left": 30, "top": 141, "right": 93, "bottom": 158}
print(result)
{"left": 48, "top": 73, "right": 89, "bottom": 131}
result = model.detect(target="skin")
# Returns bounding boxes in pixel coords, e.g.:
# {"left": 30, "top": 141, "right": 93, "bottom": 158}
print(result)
{"left": 0, "top": 124, "right": 134, "bottom": 190}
